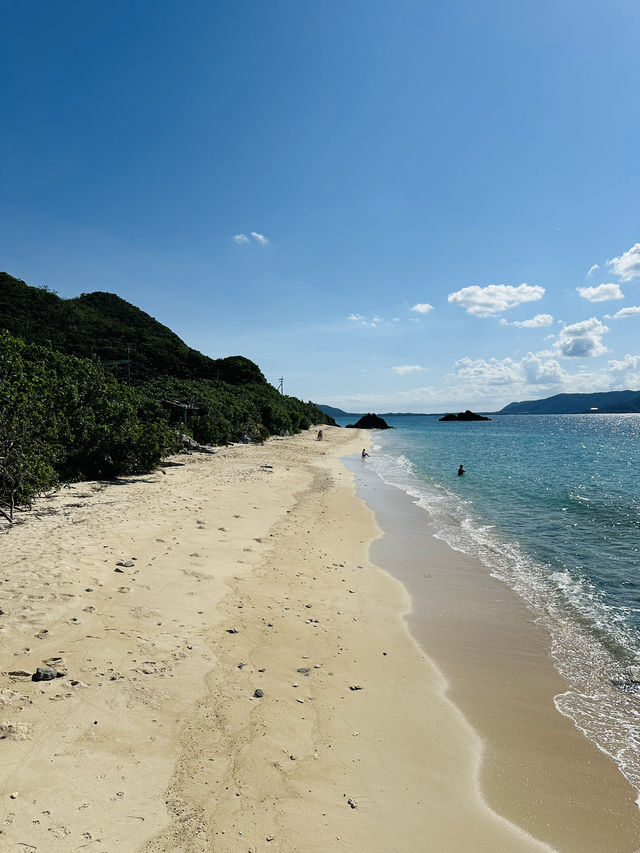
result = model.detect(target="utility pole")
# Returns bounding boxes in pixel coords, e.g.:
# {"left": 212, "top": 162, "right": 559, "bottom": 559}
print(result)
{"left": 277, "top": 377, "right": 284, "bottom": 394}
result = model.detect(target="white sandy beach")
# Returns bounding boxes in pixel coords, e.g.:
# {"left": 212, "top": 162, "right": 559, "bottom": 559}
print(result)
{"left": 0, "top": 426, "right": 638, "bottom": 852}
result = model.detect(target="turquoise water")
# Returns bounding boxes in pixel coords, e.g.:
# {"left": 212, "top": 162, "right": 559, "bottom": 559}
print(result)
{"left": 341, "top": 413, "right": 640, "bottom": 799}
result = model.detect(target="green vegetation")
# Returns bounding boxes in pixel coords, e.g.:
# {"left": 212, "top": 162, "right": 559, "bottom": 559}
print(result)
{"left": 0, "top": 274, "right": 330, "bottom": 522}
{"left": 0, "top": 272, "right": 265, "bottom": 384}
{"left": 0, "top": 332, "right": 180, "bottom": 521}
{"left": 138, "top": 377, "right": 324, "bottom": 446}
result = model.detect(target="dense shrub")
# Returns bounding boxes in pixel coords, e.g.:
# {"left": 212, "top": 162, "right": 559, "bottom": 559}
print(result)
{"left": 0, "top": 333, "right": 327, "bottom": 521}
{"left": 137, "top": 377, "right": 325, "bottom": 445}
{"left": 0, "top": 333, "right": 178, "bottom": 519}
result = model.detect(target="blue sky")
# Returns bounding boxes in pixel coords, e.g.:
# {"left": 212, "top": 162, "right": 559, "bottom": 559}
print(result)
{"left": 2, "top": 0, "right": 640, "bottom": 412}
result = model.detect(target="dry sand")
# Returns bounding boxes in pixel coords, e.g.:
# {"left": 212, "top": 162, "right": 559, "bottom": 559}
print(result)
{"left": 0, "top": 426, "right": 634, "bottom": 851}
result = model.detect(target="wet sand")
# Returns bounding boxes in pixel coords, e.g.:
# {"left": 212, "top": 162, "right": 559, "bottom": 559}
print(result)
{"left": 347, "top": 453, "right": 640, "bottom": 853}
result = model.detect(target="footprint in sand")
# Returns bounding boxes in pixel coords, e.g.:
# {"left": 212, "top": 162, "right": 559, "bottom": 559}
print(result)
{"left": 49, "top": 824, "right": 72, "bottom": 838}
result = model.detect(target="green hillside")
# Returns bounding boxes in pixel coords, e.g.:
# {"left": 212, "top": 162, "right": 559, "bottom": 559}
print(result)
{"left": 498, "top": 390, "right": 640, "bottom": 415}
{"left": 0, "top": 273, "right": 330, "bottom": 521}
{"left": 0, "top": 272, "right": 264, "bottom": 384}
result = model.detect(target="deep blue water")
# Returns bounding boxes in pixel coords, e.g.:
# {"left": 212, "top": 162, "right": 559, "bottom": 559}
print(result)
{"left": 341, "top": 413, "right": 640, "bottom": 799}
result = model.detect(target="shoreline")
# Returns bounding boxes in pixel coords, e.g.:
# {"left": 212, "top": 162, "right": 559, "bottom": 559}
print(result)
{"left": 347, "top": 450, "right": 640, "bottom": 852}
{"left": 0, "top": 425, "right": 631, "bottom": 850}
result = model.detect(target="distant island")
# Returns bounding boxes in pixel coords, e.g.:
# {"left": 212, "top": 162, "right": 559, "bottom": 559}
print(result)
{"left": 439, "top": 410, "right": 491, "bottom": 422}
{"left": 496, "top": 390, "right": 640, "bottom": 415}
{"left": 345, "top": 413, "right": 393, "bottom": 429}
{"left": 319, "top": 390, "right": 640, "bottom": 419}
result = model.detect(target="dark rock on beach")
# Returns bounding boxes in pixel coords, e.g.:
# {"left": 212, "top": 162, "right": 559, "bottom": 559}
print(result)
{"left": 439, "top": 410, "right": 491, "bottom": 422}
{"left": 32, "top": 666, "right": 61, "bottom": 682}
{"left": 345, "top": 413, "right": 393, "bottom": 429}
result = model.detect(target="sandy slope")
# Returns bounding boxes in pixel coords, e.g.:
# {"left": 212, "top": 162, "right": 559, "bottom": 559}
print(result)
{"left": 1, "top": 427, "right": 558, "bottom": 851}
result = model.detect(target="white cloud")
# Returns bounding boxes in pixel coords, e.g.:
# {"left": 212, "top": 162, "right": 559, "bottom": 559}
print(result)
{"left": 608, "top": 242, "right": 640, "bottom": 281}
{"left": 609, "top": 353, "right": 640, "bottom": 373}
{"left": 348, "top": 313, "right": 381, "bottom": 327}
{"left": 447, "top": 283, "right": 545, "bottom": 317}
{"left": 587, "top": 264, "right": 600, "bottom": 277}
{"left": 234, "top": 231, "right": 270, "bottom": 245}
{"left": 448, "top": 351, "right": 569, "bottom": 398}
{"left": 393, "top": 365, "right": 428, "bottom": 375}
{"left": 322, "top": 349, "right": 640, "bottom": 413}
{"left": 500, "top": 313, "right": 554, "bottom": 328}
{"left": 611, "top": 306, "right": 640, "bottom": 319}
{"left": 608, "top": 354, "right": 640, "bottom": 386}
{"left": 411, "top": 302, "right": 434, "bottom": 315}
{"left": 521, "top": 353, "right": 567, "bottom": 385}
{"left": 323, "top": 347, "right": 640, "bottom": 414}
{"left": 577, "top": 283, "right": 624, "bottom": 302}
{"left": 555, "top": 317, "right": 609, "bottom": 358}
{"left": 451, "top": 356, "right": 521, "bottom": 386}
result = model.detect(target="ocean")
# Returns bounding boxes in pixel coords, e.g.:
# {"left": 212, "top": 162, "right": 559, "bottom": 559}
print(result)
{"left": 340, "top": 413, "right": 640, "bottom": 801}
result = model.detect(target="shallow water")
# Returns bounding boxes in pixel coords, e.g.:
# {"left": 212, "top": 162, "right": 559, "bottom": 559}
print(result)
{"left": 342, "top": 413, "right": 640, "bottom": 800}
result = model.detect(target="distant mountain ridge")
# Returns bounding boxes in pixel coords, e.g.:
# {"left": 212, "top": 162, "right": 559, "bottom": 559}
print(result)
{"left": 316, "top": 404, "right": 354, "bottom": 418}
{"left": 0, "top": 272, "right": 264, "bottom": 385}
{"left": 497, "top": 390, "right": 640, "bottom": 415}
{"left": 318, "top": 393, "right": 640, "bottom": 418}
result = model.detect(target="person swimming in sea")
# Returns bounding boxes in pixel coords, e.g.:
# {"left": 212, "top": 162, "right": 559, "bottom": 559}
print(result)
{"left": 362, "top": 449, "right": 369, "bottom": 459}
{"left": 457, "top": 464, "right": 465, "bottom": 476}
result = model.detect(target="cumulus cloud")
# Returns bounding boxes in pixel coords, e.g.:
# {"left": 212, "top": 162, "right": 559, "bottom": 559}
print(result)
{"left": 608, "top": 354, "right": 640, "bottom": 386}
{"left": 608, "top": 242, "right": 640, "bottom": 281}
{"left": 233, "top": 231, "right": 270, "bottom": 245}
{"left": 611, "top": 306, "right": 640, "bottom": 319}
{"left": 447, "top": 283, "right": 545, "bottom": 317}
{"left": 577, "top": 283, "right": 624, "bottom": 302}
{"left": 451, "top": 356, "right": 521, "bottom": 386}
{"left": 500, "top": 313, "right": 554, "bottom": 328}
{"left": 411, "top": 302, "right": 434, "bottom": 315}
{"left": 449, "top": 352, "right": 569, "bottom": 398}
{"left": 587, "top": 264, "right": 600, "bottom": 277}
{"left": 348, "top": 313, "right": 381, "bottom": 327}
{"left": 393, "top": 365, "right": 428, "bottom": 375}
{"left": 326, "top": 348, "right": 640, "bottom": 413}
{"left": 250, "top": 231, "right": 270, "bottom": 245}
{"left": 555, "top": 317, "right": 609, "bottom": 358}
{"left": 609, "top": 353, "right": 640, "bottom": 372}
{"left": 521, "top": 353, "right": 567, "bottom": 385}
